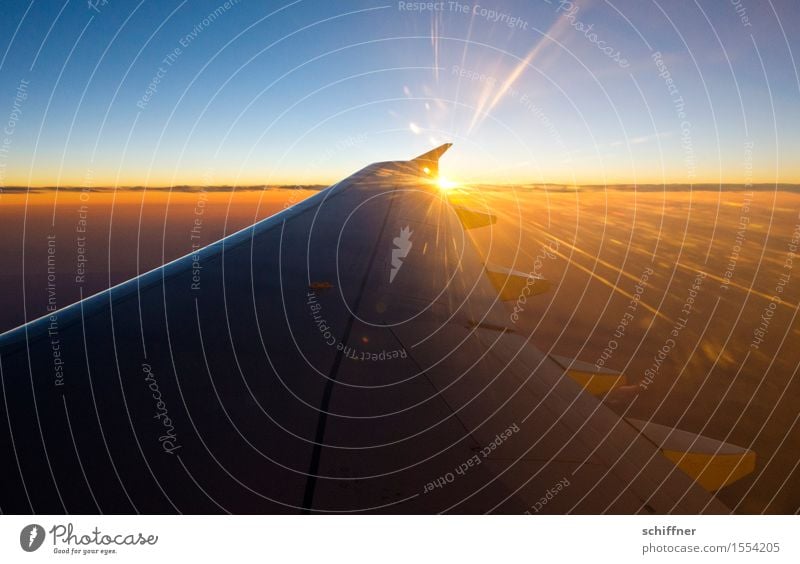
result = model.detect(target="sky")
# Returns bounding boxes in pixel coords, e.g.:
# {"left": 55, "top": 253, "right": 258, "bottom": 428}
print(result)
{"left": 0, "top": 0, "right": 798, "bottom": 187}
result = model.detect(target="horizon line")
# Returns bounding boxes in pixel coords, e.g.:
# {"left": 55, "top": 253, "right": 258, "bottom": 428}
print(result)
{"left": 3, "top": 182, "right": 800, "bottom": 193}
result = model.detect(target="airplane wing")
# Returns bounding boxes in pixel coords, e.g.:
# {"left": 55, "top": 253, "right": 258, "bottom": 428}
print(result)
{"left": 0, "top": 144, "right": 748, "bottom": 514}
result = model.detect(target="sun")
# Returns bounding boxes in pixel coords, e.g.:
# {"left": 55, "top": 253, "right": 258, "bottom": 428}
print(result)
{"left": 436, "top": 176, "right": 458, "bottom": 191}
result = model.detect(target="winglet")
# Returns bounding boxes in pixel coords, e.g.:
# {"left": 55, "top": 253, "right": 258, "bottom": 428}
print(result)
{"left": 411, "top": 143, "right": 452, "bottom": 177}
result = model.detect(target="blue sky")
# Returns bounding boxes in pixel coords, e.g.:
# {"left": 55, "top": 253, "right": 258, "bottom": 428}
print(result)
{"left": 0, "top": 0, "right": 798, "bottom": 186}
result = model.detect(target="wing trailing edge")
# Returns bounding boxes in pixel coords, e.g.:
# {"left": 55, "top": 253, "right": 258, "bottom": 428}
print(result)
{"left": 627, "top": 419, "right": 756, "bottom": 491}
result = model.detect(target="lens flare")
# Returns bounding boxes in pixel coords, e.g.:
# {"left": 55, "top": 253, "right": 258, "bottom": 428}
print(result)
{"left": 437, "top": 176, "right": 457, "bottom": 191}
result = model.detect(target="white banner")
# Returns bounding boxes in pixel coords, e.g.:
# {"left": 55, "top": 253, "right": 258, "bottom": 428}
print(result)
{"left": 0, "top": 515, "right": 796, "bottom": 563}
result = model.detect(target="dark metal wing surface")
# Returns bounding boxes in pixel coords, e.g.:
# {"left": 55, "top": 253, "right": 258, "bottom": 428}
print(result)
{"left": 0, "top": 145, "right": 729, "bottom": 514}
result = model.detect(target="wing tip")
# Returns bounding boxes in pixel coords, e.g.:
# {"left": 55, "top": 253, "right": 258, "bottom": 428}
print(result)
{"left": 411, "top": 142, "right": 453, "bottom": 163}
{"left": 410, "top": 143, "right": 452, "bottom": 176}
